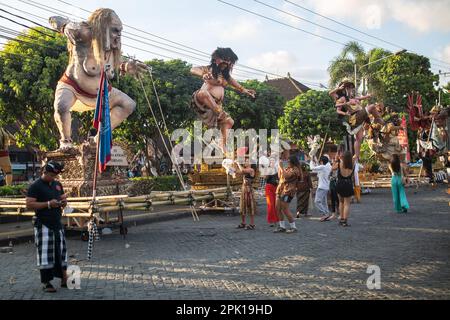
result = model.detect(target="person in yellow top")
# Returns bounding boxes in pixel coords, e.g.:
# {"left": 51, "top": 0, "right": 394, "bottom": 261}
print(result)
{"left": 0, "top": 127, "right": 15, "bottom": 185}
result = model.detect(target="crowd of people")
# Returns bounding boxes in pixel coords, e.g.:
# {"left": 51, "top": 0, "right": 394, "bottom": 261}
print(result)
{"left": 236, "top": 144, "right": 412, "bottom": 232}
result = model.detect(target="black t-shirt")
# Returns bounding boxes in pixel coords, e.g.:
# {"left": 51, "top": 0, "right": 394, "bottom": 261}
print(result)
{"left": 27, "top": 178, "right": 64, "bottom": 230}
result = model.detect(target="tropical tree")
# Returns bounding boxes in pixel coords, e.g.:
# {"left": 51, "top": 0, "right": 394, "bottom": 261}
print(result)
{"left": 112, "top": 59, "right": 202, "bottom": 174}
{"left": 328, "top": 41, "right": 391, "bottom": 92}
{"left": 328, "top": 41, "right": 367, "bottom": 89}
{"left": 224, "top": 80, "right": 285, "bottom": 130}
{"left": 278, "top": 90, "right": 345, "bottom": 149}
{"left": 374, "top": 53, "right": 439, "bottom": 113}
{"left": 0, "top": 28, "right": 67, "bottom": 151}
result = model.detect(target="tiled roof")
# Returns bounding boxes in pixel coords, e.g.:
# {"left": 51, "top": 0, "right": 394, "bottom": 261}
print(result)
{"left": 264, "top": 77, "right": 310, "bottom": 101}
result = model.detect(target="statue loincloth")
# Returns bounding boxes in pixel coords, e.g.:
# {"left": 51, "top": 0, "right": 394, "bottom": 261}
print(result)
{"left": 348, "top": 107, "right": 369, "bottom": 128}
{"left": 56, "top": 74, "right": 118, "bottom": 112}
{"left": 190, "top": 90, "right": 232, "bottom": 129}
{"left": 343, "top": 106, "right": 369, "bottom": 135}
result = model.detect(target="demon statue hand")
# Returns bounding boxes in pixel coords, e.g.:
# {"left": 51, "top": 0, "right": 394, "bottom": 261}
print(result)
{"left": 49, "top": 9, "right": 147, "bottom": 151}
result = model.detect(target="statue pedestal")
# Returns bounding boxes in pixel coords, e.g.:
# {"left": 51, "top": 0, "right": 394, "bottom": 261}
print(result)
{"left": 43, "top": 143, "right": 131, "bottom": 197}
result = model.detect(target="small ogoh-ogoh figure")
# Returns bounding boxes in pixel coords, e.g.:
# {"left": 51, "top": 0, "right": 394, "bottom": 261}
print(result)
{"left": 190, "top": 48, "right": 256, "bottom": 153}
{"left": 329, "top": 79, "right": 384, "bottom": 161}
{"left": 49, "top": 9, "right": 147, "bottom": 151}
{"left": 367, "top": 111, "right": 405, "bottom": 165}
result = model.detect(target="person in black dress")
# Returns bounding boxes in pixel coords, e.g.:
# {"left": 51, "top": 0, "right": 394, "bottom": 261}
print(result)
{"left": 334, "top": 151, "right": 355, "bottom": 227}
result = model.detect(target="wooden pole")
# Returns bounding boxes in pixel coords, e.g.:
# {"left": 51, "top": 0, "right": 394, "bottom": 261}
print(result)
{"left": 318, "top": 133, "right": 328, "bottom": 160}
{"left": 318, "top": 121, "right": 331, "bottom": 160}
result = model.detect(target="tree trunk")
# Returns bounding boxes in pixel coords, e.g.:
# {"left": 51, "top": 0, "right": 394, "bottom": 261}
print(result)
{"left": 144, "top": 138, "right": 151, "bottom": 177}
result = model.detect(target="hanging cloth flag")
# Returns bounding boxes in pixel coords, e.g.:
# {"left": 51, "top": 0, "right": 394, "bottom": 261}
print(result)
{"left": 93, "top": 71, "right": 112, "bottom": 172}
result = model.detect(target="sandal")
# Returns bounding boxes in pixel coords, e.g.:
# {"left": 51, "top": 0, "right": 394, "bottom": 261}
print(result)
{"left": 245, "top": 225, "right": 255, "bottom": 230}
{"left": 42, "top": 282, "right": 57, "bottom": 293}
{"left": 237, "top": 223, "right": 246, "bottom": 229}
{"left": 320, "top": 215, "right": 332, "bottom": 222}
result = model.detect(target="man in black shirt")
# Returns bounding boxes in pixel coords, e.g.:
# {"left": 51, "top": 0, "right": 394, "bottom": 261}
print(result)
{"left": 26, "top": 161, "right": 68, "bottom": 293}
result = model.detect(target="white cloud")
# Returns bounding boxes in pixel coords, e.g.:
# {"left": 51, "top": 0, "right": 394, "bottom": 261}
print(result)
{"left": 364, "top": 4, "right": 382, "bottom": 30}
{"left": 205, "top": 17, "right": 262, "bottom": 42}
{"left": 247, "top": 50, "right": 298, "bottom": 75}
{"left": 293, "top": 67, "right": 329, "bottom": 82}
{"left": 246, "top": 51, "right": 329, "bottom": 85}
{"left": 302, "top": 0, "right": 450, "bottom": 33}
{"left": 389, "top": 0, "right": 450, "bottom": 33}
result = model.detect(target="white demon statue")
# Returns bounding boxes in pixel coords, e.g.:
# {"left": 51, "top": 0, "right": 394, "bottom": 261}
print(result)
{"left": 307, "top": 135, "right": 322, "bottom": 159}
{"left": 49, "top": 8, "right": 147, "bottom": 150}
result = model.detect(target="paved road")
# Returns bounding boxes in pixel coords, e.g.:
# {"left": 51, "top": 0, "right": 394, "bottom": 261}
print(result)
{"left": 0, "top": 186, "right": 449, "bottom": 300}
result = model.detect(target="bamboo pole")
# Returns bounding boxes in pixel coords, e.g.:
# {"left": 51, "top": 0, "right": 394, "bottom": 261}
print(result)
{"left": 0, "top": 186, "right": 229, "bottom": 219}
{"left": 0, "top": 205, "right": 27, "bottom": 209}
{"left": 67, "top": 195, "right": 129, "bottom": 201}
{"left": 95, "top": 193, "right": 227, "bottom": 213}
{"left": 0, "top": 211, "right": 92, "bottom": 218}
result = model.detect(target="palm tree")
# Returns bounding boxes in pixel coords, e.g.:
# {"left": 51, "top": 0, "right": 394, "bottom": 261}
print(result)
{"left": 328, "top": 41, "right": 391, "bottom": 93}
{"left": 328, "top": 41, "right": 367, "bottom": 89}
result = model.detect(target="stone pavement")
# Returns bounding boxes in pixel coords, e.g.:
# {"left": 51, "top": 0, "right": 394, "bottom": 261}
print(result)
{"left": 0, "top": 186, "right": 449, "bottom": 300}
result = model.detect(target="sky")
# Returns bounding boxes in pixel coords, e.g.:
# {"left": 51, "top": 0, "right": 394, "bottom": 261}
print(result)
{"left": 0, "top": 0, "right": 449, "bottom": 88}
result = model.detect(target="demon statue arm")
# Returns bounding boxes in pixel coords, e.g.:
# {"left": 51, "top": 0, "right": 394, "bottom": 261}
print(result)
{"left": 49, "top": 10, "right": 147, "bottom": 151}
{"left": 227, "top": 77, "right": 256, "bottom": 98}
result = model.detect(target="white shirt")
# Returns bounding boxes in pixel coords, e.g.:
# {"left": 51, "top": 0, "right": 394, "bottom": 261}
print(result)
{"left": 310, "top": 161, "right": 332, "bottom": 190}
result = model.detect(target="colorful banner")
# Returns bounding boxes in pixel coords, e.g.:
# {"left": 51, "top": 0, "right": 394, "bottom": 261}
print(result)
{"left": 93, "top": 72, "right": 112, "bottom": 172}
{"left": 398, "top": 115, "right": 410, "bottom": 162}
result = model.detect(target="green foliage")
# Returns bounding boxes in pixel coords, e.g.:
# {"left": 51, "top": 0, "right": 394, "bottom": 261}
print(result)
{"left": 278, "top": 90, "right": 345, "bottom": 148}
{"left": 0, "top": 28, "right": 67, "bottom": 151}
{"left": 328, "top": 41, "right": 366, "bottom": 88}
{"left": 112, "top": 59, "right": 202, "bottom": 153}
{"left": 374, "top": 53, "right": 439, "bottom": 113}
{"left": 127, "top": 175, "right": 187, "bottom": 195}
{"left": 328, "top": 42, "right": 392, "bottom": 90}
{"left": 224, "top": 80, "right": 285, "bottom": 129}
{"left": 359, "top": 141, "right": 380, "bottom": 171}
{"left": 0, "top": 184, "right": 28, "bottom": 196}
{"left": 440, "top": 84, "right": 450, "bottom": 107}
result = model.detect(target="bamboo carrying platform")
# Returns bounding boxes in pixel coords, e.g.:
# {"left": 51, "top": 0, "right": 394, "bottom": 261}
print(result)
{"left": 0, "top": 187, "right": 231, "bottom": 238}
{"left": 189, "top": 163, "right": 260, "bottom": 190}
{"left": 359, "top": 173, "right": 430, "bottom": 189}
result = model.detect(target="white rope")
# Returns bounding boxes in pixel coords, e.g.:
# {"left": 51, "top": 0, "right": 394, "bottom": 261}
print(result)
{"left": 137, "top": 73, "right": 199, "bottom": 221}
{"left": 147, "top": 71, "right": 234, "bottom": 206}
{"left": 147, "top": 70, "right": 190, "bottom": 191}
